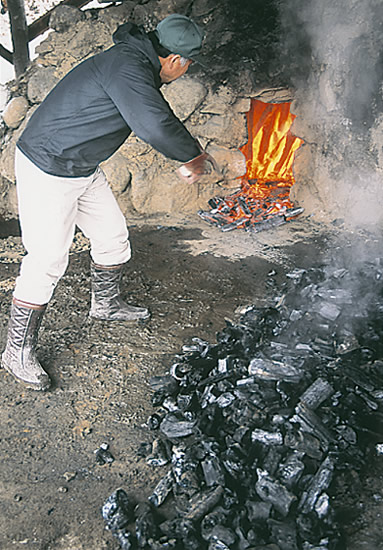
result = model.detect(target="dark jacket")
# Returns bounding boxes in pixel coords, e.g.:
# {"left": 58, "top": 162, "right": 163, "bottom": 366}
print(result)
{"left": 17, "top": 22, "right": 200, "bottom": 177}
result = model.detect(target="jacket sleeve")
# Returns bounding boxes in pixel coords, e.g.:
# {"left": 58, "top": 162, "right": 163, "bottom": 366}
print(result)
{"left": 103, "top": 56, "right": 201, "bottom": 163}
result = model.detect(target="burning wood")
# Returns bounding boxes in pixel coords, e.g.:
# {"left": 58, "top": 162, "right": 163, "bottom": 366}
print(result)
{"left": 199, "top": 100, "right": 304, "bottom": 232}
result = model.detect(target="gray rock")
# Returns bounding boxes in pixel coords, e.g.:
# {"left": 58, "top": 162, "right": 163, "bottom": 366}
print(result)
{"left": 101, "top": 152, "right": 131, "bottom": 196}
{"left": 49, "top": 5, "right": 86, "bottom": 33}
{"left": 200, "top": 86, "right": 236, "bottom": 115}
{"left": 27, "top": 67, "right": 59, "bottom": 104}
{"left": 196, "top": 113, "right": 248, "bottom": 148}
{"left": 162, "top": 76, "right": 207, "bottom": 121}
{"left": 206, "top": 144, "right": 246, "bottom": 182}
{"left": 2, "top": 97, "right": 29, "bottom": 129}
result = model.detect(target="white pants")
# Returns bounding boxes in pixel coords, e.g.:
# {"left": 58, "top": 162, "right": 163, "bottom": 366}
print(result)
{"left": 14, "top": 148, "right": 131, "bottom": 304}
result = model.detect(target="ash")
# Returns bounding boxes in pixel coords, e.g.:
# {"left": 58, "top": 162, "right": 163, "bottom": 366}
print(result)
{"left": 103, "top": 255, "right": 383, "bottom": 549}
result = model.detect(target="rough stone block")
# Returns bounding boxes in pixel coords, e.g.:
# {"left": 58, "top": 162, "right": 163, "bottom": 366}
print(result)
{"left": 2, "top": 97, "right": 29, "bottom": 129}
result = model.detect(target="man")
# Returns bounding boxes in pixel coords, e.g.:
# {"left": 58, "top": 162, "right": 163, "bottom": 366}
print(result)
{"left": 1, "top": 13, "right": 216, "bottom": 391}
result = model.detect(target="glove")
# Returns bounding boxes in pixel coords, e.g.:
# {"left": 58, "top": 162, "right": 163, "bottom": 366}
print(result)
{"left": 177, "top": 151, "right": 218, "bottom": 184}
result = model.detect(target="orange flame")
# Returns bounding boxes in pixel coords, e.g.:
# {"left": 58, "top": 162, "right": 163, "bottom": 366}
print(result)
{"left": 240, "top": 99, "right": 303, "bottom": 184}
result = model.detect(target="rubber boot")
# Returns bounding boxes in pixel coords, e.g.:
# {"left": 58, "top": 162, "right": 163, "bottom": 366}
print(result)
{"left": 1, "top": 299, "right": 51, "bottom": 391}
{"left": 89, "top": 262, "right": 150, "bottom": 321}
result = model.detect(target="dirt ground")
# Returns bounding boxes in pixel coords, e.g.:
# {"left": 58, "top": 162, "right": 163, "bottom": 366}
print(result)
{"left": 0, "top": 214, "right": 382, "bottom": 550}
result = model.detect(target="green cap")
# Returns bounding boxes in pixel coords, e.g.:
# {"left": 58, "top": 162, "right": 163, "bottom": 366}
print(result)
{"left": 156, "top": 14, "right": 205, "bottom": 63}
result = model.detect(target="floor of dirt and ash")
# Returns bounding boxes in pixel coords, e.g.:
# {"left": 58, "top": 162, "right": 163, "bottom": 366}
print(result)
{"left": 0, "top": 214, "right": 382, "bottom": 550}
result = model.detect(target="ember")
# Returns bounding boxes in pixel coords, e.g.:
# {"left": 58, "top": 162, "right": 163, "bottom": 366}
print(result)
{"left": 199, "top": 100, "right": 304, "bottom": 232}
{"left": 102, "top": 255, "right": 383, "bottom": 549}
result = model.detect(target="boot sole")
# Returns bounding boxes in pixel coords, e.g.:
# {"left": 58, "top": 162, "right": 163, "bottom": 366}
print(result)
{"left": 89, "top": 312, "right": 151, "bottom": 322}
{"left": 1, "top": 359, "right": 51, "bottom": 391}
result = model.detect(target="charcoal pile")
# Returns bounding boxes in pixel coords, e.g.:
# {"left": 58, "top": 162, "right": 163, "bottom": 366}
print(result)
{"left": 198, "top": 181, "right": 304, "bottom": 233}
{"left": 102, "top": 256, "right": 383, "bottom": 550}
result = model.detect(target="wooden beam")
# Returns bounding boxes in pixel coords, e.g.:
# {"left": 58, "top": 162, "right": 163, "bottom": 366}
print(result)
{"left": 7, "top": 0, "right": 30, "bottom": 76}
{"left": 0, "top": 43, "right": 13, "bottom": 64}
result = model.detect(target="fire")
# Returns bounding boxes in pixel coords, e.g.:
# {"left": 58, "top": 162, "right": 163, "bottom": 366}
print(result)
{"left": 199, "top": 99, "right": 304, "bottom": 232}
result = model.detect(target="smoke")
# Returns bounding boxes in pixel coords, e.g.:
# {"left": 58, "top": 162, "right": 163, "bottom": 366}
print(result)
{"left": 278, "top": 0, "right": 383, "bottom": 231}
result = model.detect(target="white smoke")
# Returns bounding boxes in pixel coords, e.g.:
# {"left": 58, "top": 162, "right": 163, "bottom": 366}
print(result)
{"left": 279, "top": 0, "right": 383, "bottom": 230}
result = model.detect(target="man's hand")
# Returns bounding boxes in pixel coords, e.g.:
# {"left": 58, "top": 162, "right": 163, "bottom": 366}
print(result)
{"left": 177, "top": 151, "right": 218, "bottom": 184}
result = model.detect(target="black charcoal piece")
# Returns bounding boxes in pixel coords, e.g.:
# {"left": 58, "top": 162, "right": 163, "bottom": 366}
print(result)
{"left": 245, "top": 500, "right": 272, "bottom": 522}
{"left": 286, "top": 268, "right": 306, "bottom": 281}
{"left": 261, "top": 446, "right": 284, "bottom": 476}
{"left": 256, "top": 469, "right": 297, "bottom": 517}
{"left": 277, "top": 451, "right": 305, "bottom": 489}
{"left": 177, "top": 519, "right": 200, "bottom": 550}
{"left": 290, "top": 309, "right": 303, "bottom": 321}
{"left": 162, "top": 397, "right": 179, "bottom": 412}
{"left": 102, "top": 488, "right": 132, "bottom": 531}
{"left": 222, "top": 452, "right": 246, "bottom": 480}
{"left": 169, "top": 362, "right": 192, "bottom": 381}
{"left": 149, "top": 470, "right": 174, "bottom": 507}
{"left": 202, "top": 454, "right": 226, "bottom": 487}
{"left": 268, "top": 519, "right": 298, "bottom": 550}
{"left": 285, "top": 423, "right": 323, "bottom": 460}
{"left": 251, "top": 428, "right": 283, "bottom": 446}
{"left": 248, "top": 356, "right": 303, "bottom": 382}
{"left": 159, "top": 413, "right": 196, "bottom": 438}
{"left": 150, "top": 375, "right": 179, "bottom": 394}
{"left": 200, "top": 507, "right": 228, "bottom": 541}
{"left": 146, "top": 439, "right": 170, "bottom": 467}
{"left": 295, "top": 343, "right": 313, "bottom": 353}
{"left": 232, "top": 426, "right": 250, "bottom": 444}
{"left": 343, "top": 363, "right": 377, "bottom": 393}
{"left": 335, "top": 424, "right": 357, "bottom": 445}
{"left": 299, "top": 378, "right": 334, "bottom": 410}
{"left": 335, "top": 332, "right": 360, "bottom": 355}
{"left": 208, "top": 539, "right": 231, "bottom": 550}
{"left": 218, "top": 358, "right": 228, "bottom": 373}
{"left": 148, "top": 538, "right": 177, "bottom": 549}
{"left": 314, "top": 492, "right": 330, "bottom": 518}
{"left": 183, "top": 485, "right": 224, "bottom": 521}
{"left": 102, "top": 488, "right": 132, "bottom": 548}
{"left": 135, "top": 502, "right": 157, "bottom": 548}
{"left": 249, "top": 215, "right": 286, "bottom": 233}
{"left": 176, "top": 471, "right": 200, "bottom": 498}
{"left": 292, "top": 403, "right": 334, "bottom": 451}
{"left": 114, "top": 530, "right": 133, "bottom": 550}
{"left": 315, "top": 302, "right": 341, "bottom": 321}
{"left": 302, "top": 539, "right": 330, "bottom": 549}
{"left": 201, "top": 384, "right": 218, "bottom": 408}
{"left": 147, "top": 408, "right": 167, "bottom": 430}
{"left": 176, "top": 392, "right": 194, "bottom": 410}
{"left": 317, "top": 288, "right": 353, "bottom": 304}
{"left": 298, "top": 456, "right": 334, "bottom": 514}
{"left": 216, "top": 392, "right": 236, "bottom": 408}
{"left": 182, "top": 344, "right": 202, "bottom": 352}
{"left": 95, "top": 442, "right": 114, "bottom": 465}
{"left": 159, "top": 518, "right": 179, "bottom": 537}
{"left": 171, "top": 444, "right": 187, "bottom": 484}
